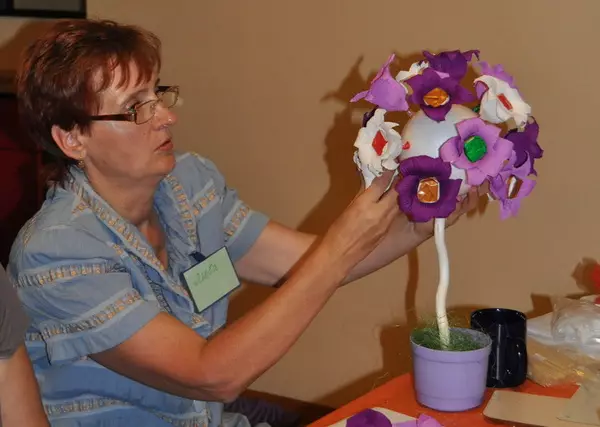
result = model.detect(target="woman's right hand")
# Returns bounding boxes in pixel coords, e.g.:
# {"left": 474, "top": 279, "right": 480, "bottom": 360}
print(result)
{"left": 321, "top": 171, "right": 399, "bottom": 274}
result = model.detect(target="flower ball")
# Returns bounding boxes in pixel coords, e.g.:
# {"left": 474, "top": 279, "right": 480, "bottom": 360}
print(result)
{"left": 350, "top": 50, "right": 544, "bottom": 222}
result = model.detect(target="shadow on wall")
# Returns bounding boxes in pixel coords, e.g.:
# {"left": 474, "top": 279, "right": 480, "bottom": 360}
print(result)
{"left": 230, "top": 52, "right": 427, "bottom": 319}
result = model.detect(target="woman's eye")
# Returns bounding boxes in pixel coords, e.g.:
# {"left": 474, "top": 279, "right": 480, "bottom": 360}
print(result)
{"left": 127, "top": 101, "right": 142, "bottom": 112}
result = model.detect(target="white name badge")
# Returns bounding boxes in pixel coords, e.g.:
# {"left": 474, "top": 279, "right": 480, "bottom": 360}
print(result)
{"left": 182, "top": 247, "right": 241, "bottom": 313}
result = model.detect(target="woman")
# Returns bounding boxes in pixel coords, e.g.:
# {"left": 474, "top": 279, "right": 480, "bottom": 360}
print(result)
{"left": 0, "top": 265, "right": 49, "bottom": 427}
{"left": 8, "top": 19, "right": 481, "bottom": 427}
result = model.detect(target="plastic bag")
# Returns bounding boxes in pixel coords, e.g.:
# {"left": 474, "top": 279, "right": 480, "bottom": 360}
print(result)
{"left": 526, "top": 335, "right": 600, "bottom": 387}
{"left": 551, "top": 296, "right": 600, "bottom": 349}
{"left": 526, "top": 296, "right": 600, "bottom": 387}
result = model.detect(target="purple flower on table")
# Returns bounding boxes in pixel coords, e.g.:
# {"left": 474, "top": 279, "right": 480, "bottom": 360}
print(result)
{"left": 440, "top": 117, "right": 513, "bottom": 186}
{"left": 423, "top": 49, "right": 480, "bottom": 80}
{"left": 406, "top": 68, "right": 476, "bottom": 122}
{"left": 474, "top": 61, "right": 516, "bottom": 98}
{"left": 347, "top": 409, "right": 391, "bottom": 427}
{"left": 504, "top": 120, "right": 543, "bottom": 175}
{"left": 395, "top": 414, "right": 444, "bottom": 427}
{"left": 489, "top": 152, "right": 537, "bottom": 219}
{"left": 396, "top": 156, "right": 462, "bottom": 223}
{"left": 351, "top": 54, "right": 409, "bottom": 112}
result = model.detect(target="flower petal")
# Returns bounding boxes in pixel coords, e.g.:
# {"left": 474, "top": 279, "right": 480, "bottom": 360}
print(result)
{"left": 435, "top": 179, "right": 462, "bottom": 217}
{"left": 396, "top": 175, "right": 420, "bottom": 212}
{"left": 474, "top": 81, "right": 489, "bottom": 99}
{"left": 516, "top": 177, "right": 537, "bottom": 199}
{"left": 366, "top": 77, "right": 409, "bottom": 111}
{"left": 347, "top": 409, "right": 392, "bottom": 427}
{"left": 455, "top": 117, "right": 484, "bottom": 141}
{"left": 406, "top": 72, "right": 431, "bottom": 101}
{"left": 477, "top": 122, "right": 502, "bottom": 144}
{"left": 417, "top": 413, "right": 444, "bottom": 427}
{"left": 422, "top": 103, "right": 452, "bottom": 122}
{"left": 350, "top": 90, "right": 368, "bottom": 103}
{"left": 466, "top": 167, "right": 488, "bottom": 186}
{"left": 407, "top": 68, "right": 441, "bottom": 100}
{"left": 439, "top": 136, "right": 462, "bottom": 163}
{"left": 450, "top": 84, "right": 477, "bottom": 104}
{"left": 492, "top": 136, "right": 515, "bottom": 162}
{"left": 474, "top": 147, "right": 508, "bottom": 178}
{"left": 452, "top": 154, "right": 475, "bottom": 170}
{"left": 489, "top": 175, "right": 506, "bottom": 199}
{"left": 399, "top": 155, "right": 451, "bottom": 179}
{"left": 476, "top": 61, "right": 516, "bottom": 87}
{"left": 409, "top": 200, "right": 440, "bottom": 223}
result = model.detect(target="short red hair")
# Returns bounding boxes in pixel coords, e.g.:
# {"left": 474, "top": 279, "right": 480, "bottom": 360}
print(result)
{"left": 16, "top": 19, "right": 162, "bottom": 184}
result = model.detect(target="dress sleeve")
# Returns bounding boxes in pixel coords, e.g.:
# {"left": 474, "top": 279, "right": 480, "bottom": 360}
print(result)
{"left": 0, "top": 265, "right": 29, "bottom": 359}
{"left": 9, "top": 227, "right": 161, "bottom": 366}
{"left": 182, "top": 153, "right": 270, "bottom": 262}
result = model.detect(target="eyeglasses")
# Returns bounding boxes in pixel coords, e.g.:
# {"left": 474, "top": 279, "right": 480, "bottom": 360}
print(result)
{"left": 89, "top": 85, "right": 179, "bottom": 125}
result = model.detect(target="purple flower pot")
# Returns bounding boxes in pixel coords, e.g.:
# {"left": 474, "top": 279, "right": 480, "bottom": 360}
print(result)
{"left": 410, "top": 327, "right": 491, "bottom": 412}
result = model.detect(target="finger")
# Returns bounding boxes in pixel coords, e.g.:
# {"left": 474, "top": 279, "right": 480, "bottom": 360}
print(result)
{"left": 465, "top": 188, "right": 479, "bottom": 211}
{"left": 364, "top": 170, "right": 396, "bottom": 201}
{"left": 477, "top": 180, "right": 490, "bottom": 197}
{"left": 378, "top": 181, "right": 400, "bottom": 206}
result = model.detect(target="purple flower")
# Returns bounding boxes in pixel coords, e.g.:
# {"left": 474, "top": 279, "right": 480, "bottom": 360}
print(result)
{"left": 423, "top": 49, "right": 480, "bottom": 80}
{"left": 504, "top": 120, "right": 543, "bottom": 175}
{"left": 489, "top": 152, "right": 537, "bottom": 219}
{"left": 395, "top": 414, "right": 444, "bottom": 427}
{"left": 440, "top": 117, "right": 513, "bottom": 185}
{"left": 351, "top": 54, "right": 409, "bottom": 112}
{"left": 347, "top": 409, "right": 391, "bottom": 427}
{"left": 362, "top": 107, "right": 377, "bottom": 127}
{"left": 396, "top": 155, "right": 462, "bottom": 223}
{"left": 406, "top": 68, "right": 476, "bottom": 122}
{"left": 475, "top": 61, "right": 517, "bottom": 98}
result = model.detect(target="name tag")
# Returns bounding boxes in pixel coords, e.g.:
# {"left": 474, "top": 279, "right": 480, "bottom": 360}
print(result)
{"left": 182, "top": 247, "right": 241, "bottom": 313}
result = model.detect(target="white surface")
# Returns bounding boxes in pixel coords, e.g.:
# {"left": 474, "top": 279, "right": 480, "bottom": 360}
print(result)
{"left": 326, "top": 407, "right": 414, "bottom": 427}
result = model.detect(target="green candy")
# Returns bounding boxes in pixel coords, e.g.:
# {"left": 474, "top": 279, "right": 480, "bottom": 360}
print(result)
{"left": 464, "top": 135, "right": 487, "bottom": 163}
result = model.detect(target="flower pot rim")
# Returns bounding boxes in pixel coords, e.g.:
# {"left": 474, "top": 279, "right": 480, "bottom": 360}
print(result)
{"left": 410, "top": 326, "right": 491, "bottom": 353}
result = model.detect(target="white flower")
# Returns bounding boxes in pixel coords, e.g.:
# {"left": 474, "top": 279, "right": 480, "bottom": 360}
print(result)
{"left": 353, "top": 109, "right": 403, "bottom": 187}
{"left": 396, "top": 60, "right": 429, "bottom": 82}
{"left": 475, "top": 75, "right": 531, "bottom": 128}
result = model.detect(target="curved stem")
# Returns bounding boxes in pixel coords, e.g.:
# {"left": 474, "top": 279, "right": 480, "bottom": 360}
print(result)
{"left": 434, "top": 217, "right": 450, "bottom": 349}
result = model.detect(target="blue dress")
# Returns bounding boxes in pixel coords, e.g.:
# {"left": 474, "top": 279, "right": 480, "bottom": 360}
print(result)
{"left": 7, "top": 152, "right": 270, "bottom": 427}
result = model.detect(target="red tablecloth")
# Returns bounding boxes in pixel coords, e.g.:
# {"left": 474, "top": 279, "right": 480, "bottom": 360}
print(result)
{"left": 309, "top": 373, "right": 578, "bottom": 427}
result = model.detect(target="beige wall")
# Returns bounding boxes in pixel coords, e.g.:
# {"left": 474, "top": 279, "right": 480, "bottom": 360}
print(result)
{"left": 1, "top": 0, "right": 598, "bottom": 408}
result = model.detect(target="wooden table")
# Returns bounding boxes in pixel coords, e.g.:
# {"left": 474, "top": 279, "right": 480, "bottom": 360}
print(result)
{"left": 309, "top": 374, "right": 578, "bottom": 426}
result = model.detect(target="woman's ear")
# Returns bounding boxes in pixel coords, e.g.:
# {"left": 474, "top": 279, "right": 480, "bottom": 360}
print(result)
{"left": 51, "top": 125, "right": 86, "bottom": 160}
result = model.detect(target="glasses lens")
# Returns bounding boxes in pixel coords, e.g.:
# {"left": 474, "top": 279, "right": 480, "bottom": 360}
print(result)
{"left": 136, "top": 102, "right": 155, "bottom": 124}
{"left": 160, "top": 88, "right": 178, "bottom": 109}
{"left": 135, "top": 87, "right": 179, "bottom": 124}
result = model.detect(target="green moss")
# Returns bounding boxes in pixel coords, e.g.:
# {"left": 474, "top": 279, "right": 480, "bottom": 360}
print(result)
{"left": 411, "top": 314, "right": 485, "bottom": 352}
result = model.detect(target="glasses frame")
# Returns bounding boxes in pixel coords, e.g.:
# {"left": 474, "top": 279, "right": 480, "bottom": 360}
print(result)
{"left": 89, "top": 85, "right": 179, "bottom": 125}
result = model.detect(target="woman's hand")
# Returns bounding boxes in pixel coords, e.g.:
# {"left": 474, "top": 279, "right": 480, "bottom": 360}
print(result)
{"left": 321, "top": 171, "right": 399, "bottom": 273}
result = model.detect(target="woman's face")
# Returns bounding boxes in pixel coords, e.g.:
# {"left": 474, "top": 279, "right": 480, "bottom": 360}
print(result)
{"left": 76, "top": 63, "right": 178, "bottom": 185}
